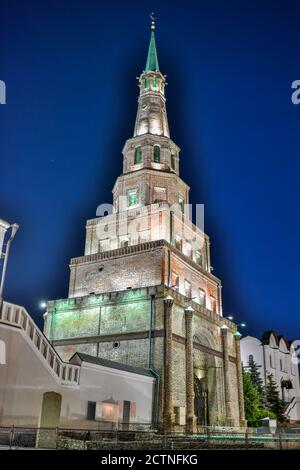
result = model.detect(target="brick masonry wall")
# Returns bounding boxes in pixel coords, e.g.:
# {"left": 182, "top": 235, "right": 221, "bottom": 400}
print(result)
{"left": 69, "top": 249, "right": 163, "bottom": 297}
{"left": 47, "top": 287, "right": 240, "bottom": 427}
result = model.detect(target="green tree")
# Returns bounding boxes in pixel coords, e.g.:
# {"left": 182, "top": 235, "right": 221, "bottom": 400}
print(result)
{"left": 242, "top": 369, "right": 261, "bottom": 426}
{"left": 265, "top": 374, "right": 286, "bottom": 423}
{"left": 248, "top": 356, "right": 265, "bottom": 406}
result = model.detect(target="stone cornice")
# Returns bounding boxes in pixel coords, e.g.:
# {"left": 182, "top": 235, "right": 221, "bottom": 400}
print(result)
{"left": 52, "top": 330, "right": 236, "bottom": 363}
{"left": 163, "top": 286, "right": 235, "bottom": 332}
{"left": 70, "top": 239, "right": 165, "bottom": 266}
{"left": 122, "top": 134, "right": 180, "bottom": 153}
{"left": 112, "top": 167, "right": 190, "bottom": 193}
{"left": 70, "top": 238, "right": 220, "bottom": 285}
{"left": 52, "top": 329, "right": 165, "bottom": 346}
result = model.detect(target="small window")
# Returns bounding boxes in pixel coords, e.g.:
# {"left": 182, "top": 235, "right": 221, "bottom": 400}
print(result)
{"left": 145, "top": 79, "right": 149, "bottom": 89}
{"left": 153, "top": 187, "right": 167, "bottom": 203}
{"left": 171, "top": 271, "right": 179, "bottom": 290}
{"left": 134, "top": 147, "right": 142, "bottom": 164}
{"left": 198, "top": 289, "right": 206, "bottom": 307}
{"left": 183, "top": 242, "right": 192, "bottom": 258}
{"left": 249, "top": 354, "right": 254, "bottom": 363}
{"left": 153, "top": 76, "right": 157, "bottom": 88}
{"left": 153, "top": 145, "right": 160, "bottom": 163}
{"left": 175, "top": 237, "right": 182, "bottom": 251}
{"left": 99, "top": 239, "right": 110, "bottom": 252}
{"left": 128, "top": 190, "right": 138, "bottom": 207}
{"left": 171, "top": 153, "right": 176, "bottom": 170}
{"left": 270, "top": 354, "right": 273, "bottom": 368}
{"left": 184, "top": 280, "right": 192, "bottom": 299}
{"left": 280, "top": 359, "right": 283, "bottom": 371}
{"left": 120, "top": 237, "right": 130, "bottom": 248}
{"left": 210, "top": 296, "right": 216, "bottom": 313}
{"left": 193, "top": 250, "right": 202, "bottom": 265}
{"left": 87, "top": 401, "right": 96, "bottom": 420}
{"left": 178, "top": 197, "right": 184, "bottom": 213}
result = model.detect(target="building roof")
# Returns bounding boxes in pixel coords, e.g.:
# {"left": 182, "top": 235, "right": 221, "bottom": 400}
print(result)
{"left": 69, "top": 352, "right": 155, "bottom": 378}
{"left": 145, "top": 32, "right": 159, "bottom": 72}
{"left": 261, "top": 330, "right": 279, "bottom": 346}
{"left": 261, "top": 331, "right": 292, "bottom": 350}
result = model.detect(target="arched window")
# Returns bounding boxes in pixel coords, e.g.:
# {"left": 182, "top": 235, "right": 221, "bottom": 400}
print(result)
{"left": 134, "top": 147, "right": 142, "bottom": 164}
{"left": 153, "top": 76, "right": 157, "bottom": 88}
{"left": 249, "top": 354, "right": 254, "bottom": 364}
{"left": 128, "top": 189, "right": 138, "bottom": 207}
{"left": 145, "top": 79, "right": 149, "bottom": 89}
{"left": 153, "top": 145, "right": 160, "bottom": 163}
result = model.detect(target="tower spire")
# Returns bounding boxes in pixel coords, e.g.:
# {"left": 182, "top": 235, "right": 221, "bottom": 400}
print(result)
{"left": 145, "top": 13, "right": 159, "bottom": 72}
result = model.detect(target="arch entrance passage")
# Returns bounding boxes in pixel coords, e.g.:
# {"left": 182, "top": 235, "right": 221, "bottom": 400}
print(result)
{"left": 194, "top": 375, "right": 209, "bottom": 426}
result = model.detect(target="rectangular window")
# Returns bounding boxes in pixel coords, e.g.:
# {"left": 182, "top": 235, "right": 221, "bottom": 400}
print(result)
{"left": 139, "top": 230, "right": 150, "bottom": 244}
{"left": 171, "top": 153, "right": 176, "bottom": 170}
{"left": 210, "top": 296, "right": 216, "bottom": 313}
{"left": 175, "top": 237, "right": 182, "bottom": 251}
{"left": 99, "top": 238, "right": 110, "bottom": 252}
{"left": 120, "top": 237, "right": 130, "bottom": 248}
{"left": 184, "top": 242, "right": 192, "bottom": 258}
{"left": 87, "top": 401, "right": 96, "bottom": 420}
{"left": 178, "top": 196, "right": 184, "bottom": 213}
{"left": 184, "top": 280, "right": 192, "bottom": 299}
{"left": 198, "top": 289, "right": 206, "bottom": 307}
{"left": 153, "top": 187, "right": 167, "bottom": 203}
{"left": 134, "top": 147, "right": 142, "bottom": 164}
{"left": 128, "top": 190, "right": 138, "bottom": 207}
{"left": 153, "top": 145, "right": 160, "bottom": 163}
{"left": 171, "top": 271, "right": 179, "bottom": 290}
{"left": 193, "top": 250, "right": 203, "bottom": 265}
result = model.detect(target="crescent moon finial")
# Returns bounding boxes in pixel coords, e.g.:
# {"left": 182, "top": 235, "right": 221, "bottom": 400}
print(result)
{"left": 150, "top": 12, "right": 156, "bottom": 30}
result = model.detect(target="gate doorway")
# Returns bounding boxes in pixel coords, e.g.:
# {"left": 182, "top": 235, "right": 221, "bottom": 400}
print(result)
{"left": 194, "top": 375, "right": 209, "bottom": 426}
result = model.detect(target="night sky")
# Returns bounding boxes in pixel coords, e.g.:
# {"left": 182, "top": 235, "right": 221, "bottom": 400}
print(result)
{"left": 1, "top": 0, "right": 300, "bottom": 340}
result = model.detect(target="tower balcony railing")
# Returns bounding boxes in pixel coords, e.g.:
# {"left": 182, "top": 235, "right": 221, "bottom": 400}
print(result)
{"left": 0, "top": 301, "right": 80, "bottom": 386}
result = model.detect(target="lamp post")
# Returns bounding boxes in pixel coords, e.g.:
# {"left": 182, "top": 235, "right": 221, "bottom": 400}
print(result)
{"left": 0, "top": 219, "right": 19, "bottom": 314}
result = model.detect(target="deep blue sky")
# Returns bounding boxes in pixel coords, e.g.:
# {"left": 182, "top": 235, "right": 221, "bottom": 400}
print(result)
{"left": 1, "top": 0, "right": 299, "bottom": 340}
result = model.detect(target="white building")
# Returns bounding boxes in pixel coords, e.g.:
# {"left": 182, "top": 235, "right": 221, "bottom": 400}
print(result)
{"left": 0, "top": 302, "right": 155, "bottom": 430}
{"left": 241, "top": 331, "right": 300, "bottom": 422}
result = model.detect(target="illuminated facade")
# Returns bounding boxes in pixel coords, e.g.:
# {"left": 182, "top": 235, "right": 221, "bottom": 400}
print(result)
{"left": 44, "top": 26, "right": 245, "bottom": 430}
{"left": 241, "top": 332, "right": 300, "bottom": 422}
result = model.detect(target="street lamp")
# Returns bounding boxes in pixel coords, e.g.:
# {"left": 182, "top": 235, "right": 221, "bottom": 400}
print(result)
{"left": 225, "top": 315, "right": 246, "bottom": 328}
{"left": 0, "top": 219, "right": 19, "bottom": 314}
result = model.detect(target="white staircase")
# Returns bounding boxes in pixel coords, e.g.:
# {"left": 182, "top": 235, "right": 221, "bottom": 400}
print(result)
{"left": 0, "top": 301, "right": 80, "bottom": 386}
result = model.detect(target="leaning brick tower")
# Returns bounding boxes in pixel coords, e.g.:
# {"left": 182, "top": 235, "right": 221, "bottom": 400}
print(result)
{"left": 44, "top": 19, "right": 245, "bottom": 431}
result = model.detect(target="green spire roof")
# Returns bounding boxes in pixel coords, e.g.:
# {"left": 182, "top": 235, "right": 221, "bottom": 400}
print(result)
{"left": 145, "top": 32, "right": 159, "bottom": 72}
